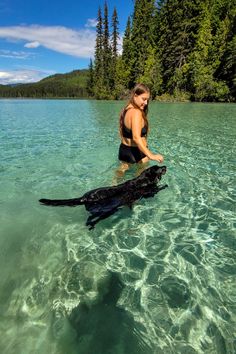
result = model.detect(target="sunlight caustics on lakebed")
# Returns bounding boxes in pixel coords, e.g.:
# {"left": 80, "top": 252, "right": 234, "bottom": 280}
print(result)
{"left": 0, "top": 99, "right": 235, "bottom": 354}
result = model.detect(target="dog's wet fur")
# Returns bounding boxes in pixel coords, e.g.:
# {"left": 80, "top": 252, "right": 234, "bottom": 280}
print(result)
{"left": 39, "top": 165, "right": 168, "bottom": 229}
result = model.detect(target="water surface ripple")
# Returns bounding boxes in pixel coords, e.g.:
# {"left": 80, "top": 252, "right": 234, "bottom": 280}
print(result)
{"left": 0, "top": 100, "right": 235, "bottom": 354}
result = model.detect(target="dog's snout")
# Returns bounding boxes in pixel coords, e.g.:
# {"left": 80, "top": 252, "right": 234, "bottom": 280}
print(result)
{"left": 161, "top": 166, "right": 167, "bottom": 174}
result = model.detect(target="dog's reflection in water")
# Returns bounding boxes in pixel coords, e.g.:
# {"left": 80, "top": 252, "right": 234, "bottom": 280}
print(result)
{"left": 69, "top": 273, "right": 152, "bottom": 354}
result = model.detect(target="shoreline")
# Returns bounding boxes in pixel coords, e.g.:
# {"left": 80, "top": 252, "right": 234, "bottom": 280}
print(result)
{"left": 0, "top": 97, "right": 235, "bottom": 104}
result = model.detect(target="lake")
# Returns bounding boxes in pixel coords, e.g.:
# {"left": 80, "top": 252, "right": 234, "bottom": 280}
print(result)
{"left": 0, "top": 99, "right": 235, "bottom": 354}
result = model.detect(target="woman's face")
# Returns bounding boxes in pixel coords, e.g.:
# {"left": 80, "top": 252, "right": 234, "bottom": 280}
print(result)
{"left": 134, "top": 92, "right": 150, "bottom": 110}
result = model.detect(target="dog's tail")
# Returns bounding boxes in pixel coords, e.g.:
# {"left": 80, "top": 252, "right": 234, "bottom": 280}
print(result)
{"left": 39, "top": 197, "right": 84, "bottom": 207}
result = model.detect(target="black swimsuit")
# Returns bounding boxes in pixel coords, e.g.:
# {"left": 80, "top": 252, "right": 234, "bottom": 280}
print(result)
{"left": 118, "top": 109, "right": 148, "bottom": 164}
{"left": 122, "top": 124, "right": 148, "bottom": 139}
{"left": 118, "top": 143, "right": 146, "bottom": 164}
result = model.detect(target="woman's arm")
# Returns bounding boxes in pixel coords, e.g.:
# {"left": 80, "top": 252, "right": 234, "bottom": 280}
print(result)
{"left": 131, "top": 110, "right": 164, "bottom": 163}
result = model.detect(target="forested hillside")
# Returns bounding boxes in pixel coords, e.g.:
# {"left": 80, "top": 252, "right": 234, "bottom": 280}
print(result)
{"left": 0, "top": 70, "right": 89, "bottom": 98}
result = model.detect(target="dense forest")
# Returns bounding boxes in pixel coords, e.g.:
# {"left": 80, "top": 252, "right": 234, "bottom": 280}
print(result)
{"left": 0, "top": 0, "right": 235, "bottom": 101}
{"left": 90, "top": 0, "right": 236, "bottom": 101}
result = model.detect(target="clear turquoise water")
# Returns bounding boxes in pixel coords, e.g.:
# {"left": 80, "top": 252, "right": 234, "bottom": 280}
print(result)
{"left": 0, "top": 99, "right": 235, "bottom": 354}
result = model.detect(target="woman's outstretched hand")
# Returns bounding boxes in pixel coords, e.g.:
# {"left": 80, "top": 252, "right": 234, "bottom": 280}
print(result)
{"left": 150, "top": 153, "right": 164, "bottom": 163}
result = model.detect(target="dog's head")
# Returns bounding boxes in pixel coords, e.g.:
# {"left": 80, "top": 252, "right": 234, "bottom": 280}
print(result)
{"left": 139, "top": 165, "right": 167, "bottom": 184}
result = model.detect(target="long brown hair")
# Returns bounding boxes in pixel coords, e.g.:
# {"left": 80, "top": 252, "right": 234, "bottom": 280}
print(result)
{"left": 119, "top": 83, "right": 150, "bottom": 138}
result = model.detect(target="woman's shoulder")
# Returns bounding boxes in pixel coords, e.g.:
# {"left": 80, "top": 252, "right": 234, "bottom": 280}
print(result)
{"left": 126, "top": 105, "right": 142, "bottom": 118}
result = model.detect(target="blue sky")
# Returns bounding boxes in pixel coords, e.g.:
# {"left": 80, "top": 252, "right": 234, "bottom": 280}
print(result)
{"left": 0, "top": 0, "right": 133, "bottom": 84}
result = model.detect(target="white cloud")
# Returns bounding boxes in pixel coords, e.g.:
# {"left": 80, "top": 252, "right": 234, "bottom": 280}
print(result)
{"left": 85, "top": 18, "right": 97, "bottom": 28}
{"left": 0, "top": 72, "right": 11, "bottom": 79}
{"left": 24, "top": 41, "right": 40, "bottom": 48}
{"left": 0, "top": 25, "right": 96, "bottom": 58}
{"left": 0, "top": 49, "right": 34, "bottom": 59}
{"left": 0, "top": 68, "right": 55, "bottom": 85}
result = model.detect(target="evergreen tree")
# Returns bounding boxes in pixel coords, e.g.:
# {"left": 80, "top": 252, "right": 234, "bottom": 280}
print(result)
{"left": 103, "top": 1, "right": 112, "bottom": 92}
{"left": 218, "top": 35, "right": 236, "bottom": 100}
{"left": 158, "top": 0, "right": 202, "bottom": 94}
{"left": 140, "top": 6, "right": 164, "bottom": 96}
{"left": 110, "top": 7, "right": 119, "bottom": 96}
{"left": 111, "top": 7, "right": 119, "bottom": 59}
{"left": 94, "top": 6, "right": 105, "bottom": 98}
{"left": 189, "top": 1, "right": 230, "bottom": 101}
{"left": 122, "top": 16, "right": 132, "bottom": 65}
{"left": 212, "top": 0, "right": 236, "bottom": 100}
{"left": 139, "top": 47, "right": 163, "bottom": 97}
{"left": 121, "top": 16, "right": 133, "bottom": 88}
{"left": 93, "top": 2, "right": 114, "bottom": 98}
{"left": 114, "top": 56, "right": 131, "bottom": 98}
{"left": 86, "top": 58, "right": 94, "bottom": 96}
{"left": 130, "top": 0, "right": 156, "bottom": 85}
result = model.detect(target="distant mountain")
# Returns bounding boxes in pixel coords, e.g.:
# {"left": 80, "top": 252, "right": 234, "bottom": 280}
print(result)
{"left": 9, "top": 83, "right": 26, "bottom": 87}
{"left": 0, "top": 69, "right": 89, "bottom": 98}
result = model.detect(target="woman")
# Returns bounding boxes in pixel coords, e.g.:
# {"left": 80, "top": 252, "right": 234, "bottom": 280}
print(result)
{"left": 118, "top": 83, "right": 164, "bottom": 173}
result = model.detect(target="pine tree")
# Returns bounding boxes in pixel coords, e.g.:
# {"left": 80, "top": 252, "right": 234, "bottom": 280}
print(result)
{"left": 111, "top": 7, "right": 119, "bottom": 59}
{"left": 218, "top": 35, "right": 236, "bottom": 100}
{"left": 139, "top": 47, "right": 163, "bottom": 97}
{"left": 114, "top": 56, "right": 131, "bottom": 98}
{"left": 110, "top": 7, "right": 119, "bottom": 97}
{"left": 94, "top": 6, "right": 105, "bottom": 98}
{"left": 86, "top": 58, "right": 94, "bottom": 96}
{"left": 158, "top": 0, "right": 202, "bottom": 94}
{"left": 212, "top": 0, "right": 236, "bottom": 100}
{"left": 103, "top": 1, "right": 112, "bottom": 92}
{"left": 122, "top": 16, "right": 132, "bottom": 65}
{"left": 121, "top": 16, "right": 133, "bottom": 88}
{"left": 189, "top": 1, "right": 230, "bottom": 101}
{"left": 140, "top": 5, "right": 164, "bottom": 96}
{"left": 130, "top": 0, "right": 156, "bottom": 85}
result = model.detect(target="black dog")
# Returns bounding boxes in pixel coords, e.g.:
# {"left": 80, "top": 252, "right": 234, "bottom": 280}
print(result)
{"left": 39, "top": 165, "right": 168, "bottom": 229}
